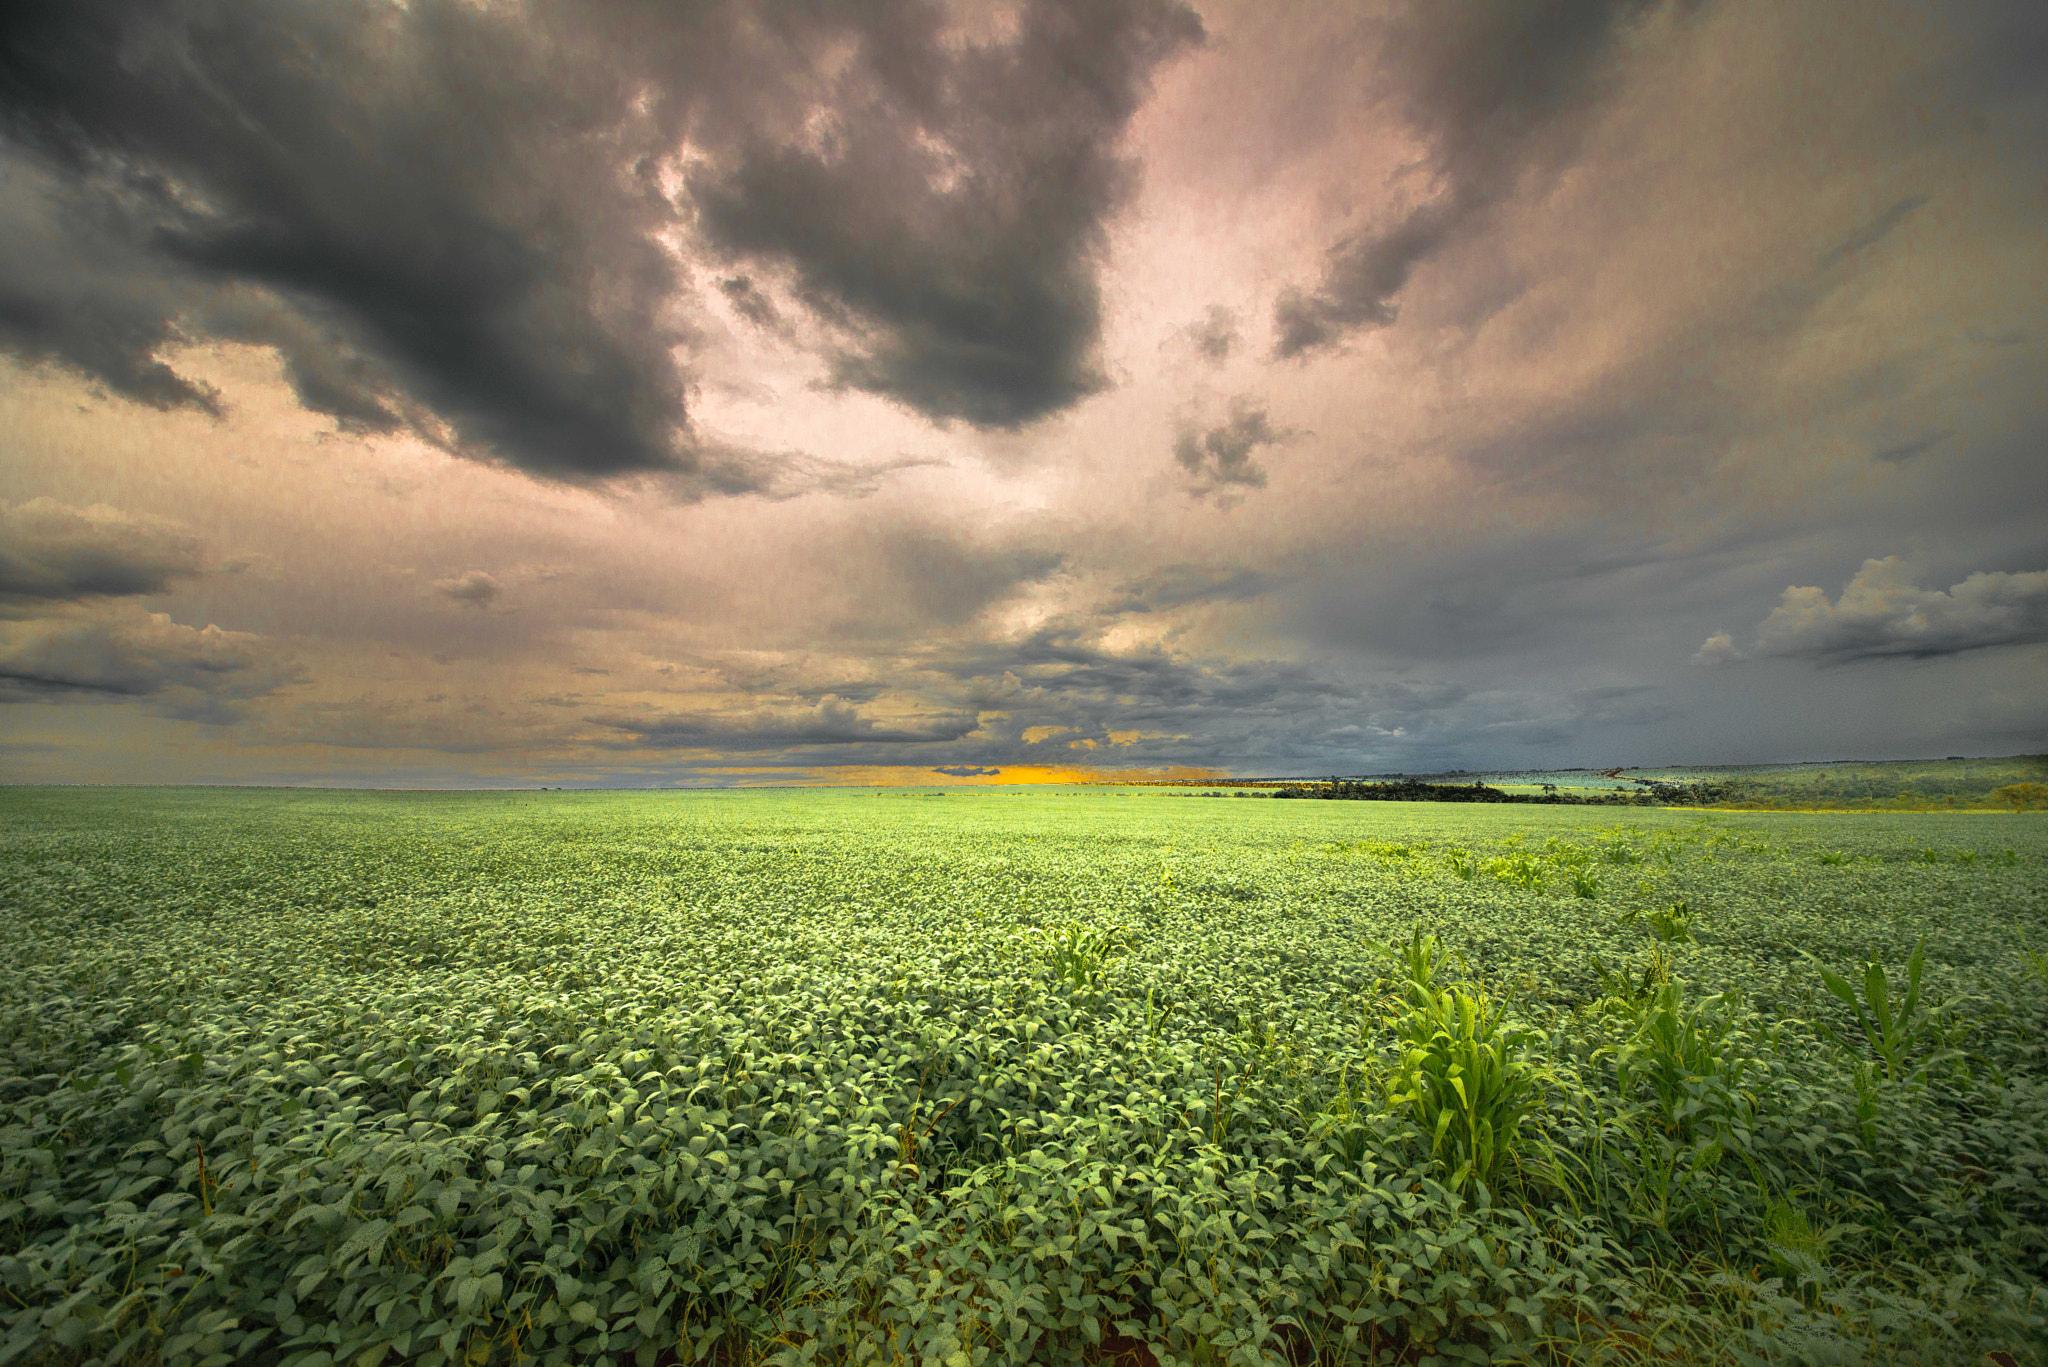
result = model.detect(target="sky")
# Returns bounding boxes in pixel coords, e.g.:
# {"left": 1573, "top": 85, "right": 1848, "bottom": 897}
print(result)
{"left": 1, "top": 0, "right": 2045, "bottom": 788}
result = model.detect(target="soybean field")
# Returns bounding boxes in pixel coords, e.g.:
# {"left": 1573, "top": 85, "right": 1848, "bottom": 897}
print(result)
{"left": 3, "top": 786, "right": 2046, "bottom": 1367}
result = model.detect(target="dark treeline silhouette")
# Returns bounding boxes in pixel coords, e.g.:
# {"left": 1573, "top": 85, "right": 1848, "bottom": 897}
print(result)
{"left": 1268, "top": 777, "right": 1734, "bottom": 806}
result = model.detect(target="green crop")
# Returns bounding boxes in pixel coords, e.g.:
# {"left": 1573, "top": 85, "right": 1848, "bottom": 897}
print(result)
{"left": 1, "top": 787, "right": 2044, "bottom": 1367}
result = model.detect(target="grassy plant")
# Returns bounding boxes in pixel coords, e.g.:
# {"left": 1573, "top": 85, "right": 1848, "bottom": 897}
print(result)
{"left": 1572, "top": 866, "right": 1603, "bottom": 899}
{"left": 1382, "top": 931, "right": 1549, "bottom": 1201}
{"left": 1038, "top": 918, "right": 1129, "bottom": 993}
{"left": 1761, "top": 1196, "right": 1837, "bottom": 1305}
{"left": 1611, "top": 980, "right": 1754, "bottom": 1141}
{"left": 1621, "top": 899, "right": 1695, "bottom": 945}
{"left": 1486, "top": 850, "right": 1547, "bottom": 891}
{"left": 1815, "top": 935, "right": 1936, "bottom": 1083}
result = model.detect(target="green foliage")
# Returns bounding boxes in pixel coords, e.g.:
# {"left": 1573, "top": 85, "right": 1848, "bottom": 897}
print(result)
{"left": 1486, "top": 851, "right": 1548, "bottom": 891}
{"left": 1609, "top": 981, "right": 1755, "bottom": 1142}
{"left": 1037, "top": 918, "right": 1130, "bottom": 994}
{"left": 1, "top": 788, "right": 2044, "bottom": 1366}
{"left": 1761, "top": 1196, "right": 1839, "bottom": 1304}
{"left": 1442, "top": 846, "right": 1479, "bottom": 880}
{"left": 1380, "top": 933, "right": 1550, "bottom": 1202}
{"left": 1640, "top": 753, "right": 2048, "bottom": 810}
{"left": 1815, "top": 936, "right": 1938, "bottom": 1084}
{"left": 1621, "top": 899, "right": 1695, "bottom": 945}
{"left": 1995, "top": 781, "right": 2048, "bottom": 813}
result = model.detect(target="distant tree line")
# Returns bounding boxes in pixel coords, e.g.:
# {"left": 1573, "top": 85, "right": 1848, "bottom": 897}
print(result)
{"left": 1268, "top": 777, "right": 1736, "bottom": 806}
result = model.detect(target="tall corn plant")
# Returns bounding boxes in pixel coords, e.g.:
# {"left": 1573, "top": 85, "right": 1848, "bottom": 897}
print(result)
{"left": 1381, "top": 931, "right": 1550, "bottom": 1203}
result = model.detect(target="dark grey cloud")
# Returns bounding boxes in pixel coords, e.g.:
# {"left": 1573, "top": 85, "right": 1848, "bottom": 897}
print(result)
{"left": 432, "top": 571, "right": 502, "bottom": 609}
{"left": 1814, "top": 194, "right": 1929, "bottom": 273}
{"left": 1872, "top": 434, "right": 1946, "bottom": 464}
{"left": 874, "top": 529, "right": 1067, "bottom": 629}
{"left": 1107, "top": 563, "right": 1288, "bottom": 614}
{"left": 593, "top": 695, "right": 977, "bottom": 752}
{"left": 1173, "top": 400, "right": 1292, "bottom": 499}
{"left": 718, "top": 276, "right": 785, "bottom": 333}
{"left": 1174, "top": 305, "right": 1239, "bottom": 362}
{"left": 0, "top": 0, "right": 1197, "bottom": 483}
{"left": 695, "top": 448, "right": 949, "bottom": 502}
{"left": 0, "top": 0, "right": 699, "bottom": 479}
{"left": 933, "top": 765, "right": 1000, "bottom": 777}
{"left": 1565, "top": 683, "right": 1676, "bottom": 727}
{"left": 0, "top": 498, "right": 202, "bottom": 608}
{"left": 1741, "top": 557, "right": 2048, "bottom": 663}
{"left": 0, "top": 609, "right": 304, "bottom": 722}
{"left": 924, "top": 632, "right": 1387, "bottom": 769}
{"left": 1273, "top": 0, "right": 1674, "bottom": 358}
{"left": 689, "top": 0, "right": 1203, "bottom": 428}
{"left": 875, "top": 632, "right": 1621, "bottom": 775}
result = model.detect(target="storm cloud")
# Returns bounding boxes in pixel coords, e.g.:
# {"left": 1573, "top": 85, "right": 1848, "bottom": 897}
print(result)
{"left": 689, "top": 0, "right": 1203, "bottom": 428}
{"left": 0, "top": 0, "right": 1200, "bottom": 484}
{"left": 1745, "top": 557, "right": 2048, "bottom": 663}
{"left": 1173, "top": 401, "right": 1292, "bottom": 499}
{"left": 593, "top": 696, "right": 978, "bottom": 752}
{"left": 5, "top": 0, "right": 2044, "bottom": 785}
{"left": 0, "top": 607, "right": 303, "bottom": 722}
{"left": 432, "top": 571, "right": 504, "bottom": 610}
{"left": 0, "top": 498, "right": 202, "bottom": 607}
{"left": 1273, "top": 0, "right": 1673, "bottom": 357}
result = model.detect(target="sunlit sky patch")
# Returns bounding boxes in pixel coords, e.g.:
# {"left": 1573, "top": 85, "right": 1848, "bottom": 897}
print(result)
{"left": 3, "top": 0, "right": 2044, "bottom": 787}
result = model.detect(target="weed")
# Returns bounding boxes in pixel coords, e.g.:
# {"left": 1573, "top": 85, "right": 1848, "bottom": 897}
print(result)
{"left": 1761, "top": 1197, "right": 1837, "bottom": 1305}
{"left": 1487, "top": 851, "right": 1547, "bottom": 891}
{"left": 1622, "top": 899, "right": 1695, "bottom": 945}
{"left": 1038, "top": 919, "right": 1129, "bottom": 994}
{"left": 1612, "top": 981, "right": 1754, "bottom": 1142}
{"left": 1815, "top": 935, "right": 1938, "bottom": 1083}
{"left": 1382, "top": 930, "right": 1550, "bottom": 1201}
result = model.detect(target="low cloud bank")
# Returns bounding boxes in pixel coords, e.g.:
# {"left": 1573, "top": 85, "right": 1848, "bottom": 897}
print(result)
{"left": 1706, "top": 557, "right": 2048, "bottom": 664}
{"left": 0, "top": 499, "right": 202, "bottom": 607}
{"left": 0, "top": 607, "right": 303, "bottom": 722}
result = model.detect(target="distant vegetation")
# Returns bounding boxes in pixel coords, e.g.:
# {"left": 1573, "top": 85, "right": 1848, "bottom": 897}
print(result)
{"left": 1130, "top": 756, "right": 2048, "bottom": 813}
{"left": 1269, "top": 777, "right": 1730, "bottom": 806}
{"left": 1675, "top": 755, "right": 2048, "bottom": 811}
